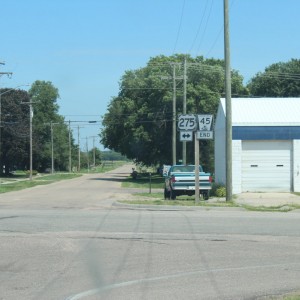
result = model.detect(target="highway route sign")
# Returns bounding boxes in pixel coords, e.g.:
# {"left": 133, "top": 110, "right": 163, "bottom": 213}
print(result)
{"left": 197, "top": 114, "right": 213, "bottom": 131}
{"left": 180, "top": 131, "right": 193, "bottom": 142}
{"left": 178, "top": 115, "right": 197, "bottom": 131}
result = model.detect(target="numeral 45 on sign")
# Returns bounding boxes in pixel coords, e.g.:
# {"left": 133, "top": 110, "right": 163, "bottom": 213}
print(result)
{"left": 197, "top": 115, "right": 213, "bottom": 131}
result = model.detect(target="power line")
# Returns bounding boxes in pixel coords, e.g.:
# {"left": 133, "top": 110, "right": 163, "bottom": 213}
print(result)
{"left": 205, "top": 0, "right": 236, "bottom": 57}
{"left": 188, "top": 0, "right": 210, "bottom": 54}
{"left": 172, "top": 0, "right": 186, "bottom": 54}
{"left": 255, "top": 71, "right": 300, "bottom": 81}
{"left": 195, "top": 0, "right": 214, "bottom": 55}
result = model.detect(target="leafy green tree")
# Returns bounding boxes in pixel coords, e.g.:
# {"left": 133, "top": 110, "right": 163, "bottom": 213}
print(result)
{"left": 101, "top": 150, "right": 127, "bottom": 161}
{"left": 0, "top": 89, "right": 30, "bottom": 175}
{"left": 79, "top": 148, "right": 101, "bottom": 169}
{"left": 248, "top": 59, "right": 300, "bottom": 97}
{"left": 101, "top": 55, "right": 247, "bottom": 170}
{"left": 28, "top": 81, "right": 72, "bottom": 171}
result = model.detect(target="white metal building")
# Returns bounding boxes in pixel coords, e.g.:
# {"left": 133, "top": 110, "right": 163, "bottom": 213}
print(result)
{"left": 214, "top": 98, "right": 300, "bottom": 193}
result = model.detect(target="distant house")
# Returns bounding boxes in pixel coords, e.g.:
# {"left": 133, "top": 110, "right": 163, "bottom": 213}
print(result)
{"left": 214, "top": 98, "right": 300, "bottom": 193}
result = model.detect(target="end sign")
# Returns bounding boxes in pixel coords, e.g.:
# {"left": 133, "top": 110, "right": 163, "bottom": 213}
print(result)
{"left": 196, "top": 131, "right": 214, "bottom": 140}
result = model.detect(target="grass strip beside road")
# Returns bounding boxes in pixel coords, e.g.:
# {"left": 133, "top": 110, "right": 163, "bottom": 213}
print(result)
{"left": 0, "top": 173, "right": 81, "bottom": 194}
{"left": 119, "top": 195, "right": 300, "bottom": 212}
{"left": 121, "top": 198, "right": 236, "bottom": 207}
{"left": 0, "top": 161, "right": 128, "bottom": 194}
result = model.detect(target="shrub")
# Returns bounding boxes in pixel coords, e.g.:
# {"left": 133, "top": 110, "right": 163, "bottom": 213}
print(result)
{"left": 211, "top": 183, "right": 226, "bottom": 197}
{"left": 25, "top": 170, "right": 38, "bottom": 176}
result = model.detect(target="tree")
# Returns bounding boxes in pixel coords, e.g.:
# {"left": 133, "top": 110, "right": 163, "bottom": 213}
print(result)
{"left": 101, "top": 55, "right": 247, "bottom": 170}
{"left": 28, "top": 81, "right": 72, "bottom": 171}
{"left": 101, "top": 150, "right": 127, "bottom": 161}
{"left": 248, "top": 59, "right": 300, "bottom": 97}
{"left": 0, "top": 89, "right": 30, "bottom": 174}
{"left": 80, "top": 147, "right": 102, "bottom": 169}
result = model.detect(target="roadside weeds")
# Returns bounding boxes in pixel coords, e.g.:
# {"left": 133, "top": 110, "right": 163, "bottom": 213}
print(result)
{"left": 118, "top": 193, "right": 300, "bottom": 212}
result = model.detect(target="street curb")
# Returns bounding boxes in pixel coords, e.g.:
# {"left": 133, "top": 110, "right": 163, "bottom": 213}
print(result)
{"left": 112, "top": 201, "right": 246, "bottom": 211}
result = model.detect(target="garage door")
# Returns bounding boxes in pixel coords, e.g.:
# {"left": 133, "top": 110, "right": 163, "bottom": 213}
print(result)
{"left": 242, "top": 140, "right": 292, "bottom": 192}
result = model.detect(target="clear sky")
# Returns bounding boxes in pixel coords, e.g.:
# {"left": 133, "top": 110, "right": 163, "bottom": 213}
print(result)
{"left": 1, "top": 0, "right": 299, "bottom": 150}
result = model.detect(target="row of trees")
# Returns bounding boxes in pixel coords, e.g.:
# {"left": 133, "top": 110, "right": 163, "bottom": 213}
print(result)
{"left": 0, "top": 80, "right": 101, "bottom": 175}
{"left": 101, "top": 55, "right": 300, "bottom": 171}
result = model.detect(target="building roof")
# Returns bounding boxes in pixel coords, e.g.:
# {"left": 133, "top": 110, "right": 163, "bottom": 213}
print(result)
{"left": 220, "top": 98, "right": 300, "bottom": 126}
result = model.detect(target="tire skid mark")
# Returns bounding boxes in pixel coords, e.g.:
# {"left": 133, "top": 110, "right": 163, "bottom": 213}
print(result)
{"left": 179, "top": 211, "right": 223, "bottom": 299}
{"left": 32, "top": 207, "right": 114, "bottom": 300}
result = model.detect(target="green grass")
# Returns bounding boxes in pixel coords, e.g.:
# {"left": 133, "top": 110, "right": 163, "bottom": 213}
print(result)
{"left": 242, "top": 203, "right": 300, "bottom": 212}
{"left": 122, "top": 173, "right": 164, "bottom": 189}
{"left": 266, "top": 294, "right": 300, "bottom": 300}
{"left": 120, "top": 192, "right": 237, "bottom": 207}
{"left": 121, "top": 198, "right": 236, "bottom": 207}
{"left": 0, "top": 161, "right": 128, "bottom": 194}
{"left": 119, "top": 192, "right": 300, "bottom": 212}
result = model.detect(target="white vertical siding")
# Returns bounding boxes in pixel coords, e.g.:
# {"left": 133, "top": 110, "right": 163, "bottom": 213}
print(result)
{"left": 293, "top": 140, "right": 300, "bottom": 192}
{"left": 232, "top": 140, "right": 242, "bottom": 194}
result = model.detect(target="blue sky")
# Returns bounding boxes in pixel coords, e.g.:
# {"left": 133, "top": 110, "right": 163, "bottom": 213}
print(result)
{"left": 1, "top": 0, "right": 299, "bottom": 150}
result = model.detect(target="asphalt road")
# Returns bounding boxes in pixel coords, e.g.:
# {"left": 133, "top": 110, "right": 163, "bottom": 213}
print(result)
{"left": 0, "top": 164, "right": 300, "bottom": 300}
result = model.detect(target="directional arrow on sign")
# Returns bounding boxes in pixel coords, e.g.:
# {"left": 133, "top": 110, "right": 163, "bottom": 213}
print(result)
{"left": 180, "top": 131, "right": 193, "bottom": 142}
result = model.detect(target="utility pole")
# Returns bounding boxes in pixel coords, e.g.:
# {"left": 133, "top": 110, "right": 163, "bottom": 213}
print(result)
{"left": 162, "top": 63, "right": 182, "bottom": 165}
{"left": 51, "top": 122, "right": 55, "bottom": 174}
{"left": 86, "top": 136, "right": 89, "bottom": 173}
{"left": 182, "top": 56, "right": 187, "bottom": 165}
{"left": 29, "top": 103, "right": 33, "bottom": 180}
{"left": 93, "top": 137, "right": 95, "bottom": 167}
{"left": 68, "top": 120, "right": 72, "bottom": 172}
{"left": 90, "top": 136, "right": 98, "bottom": 167}
{"left": 224, "top": 0, "right": 232, "bottom": 201}
{"left": 172, "top": 64, "right": 177, "bottom": 165}
{"left": 0, "top": 62, "right": 12, "bottom": 177}
{"left": 77, "top": 126, "right": 84, "bottom": 172}
{"left": 194, "top": 131, "right": 200, "bottom": 203}
{"left": 44, "top": 122, "right": 59, "bottom": 174}
{"left": 21, "top": 100, "right": 35, "bottom": 181}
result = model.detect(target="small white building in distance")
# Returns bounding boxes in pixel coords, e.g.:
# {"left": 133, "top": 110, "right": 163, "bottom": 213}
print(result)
{"left": 214, "top": 98, "right": 300, "bottom": 194}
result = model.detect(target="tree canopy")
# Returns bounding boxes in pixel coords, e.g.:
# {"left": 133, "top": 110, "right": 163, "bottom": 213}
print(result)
{"left": 0, "top": 89, "right": 30, "bottom": 174}
{"left": 28, "top": 80, "right": 79, "bottom": 172}
{"left": 0, "top": 81, "right": 83, "bottom": 175}
{"left": 248, "top": 59, "right": 300, "bottom": 97}
{"left": 101, "top": 54, "right": 247, "bottom": 169}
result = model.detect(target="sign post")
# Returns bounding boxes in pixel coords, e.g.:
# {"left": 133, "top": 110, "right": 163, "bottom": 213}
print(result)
{"left": 194, "top": 131, "right": 200, "bottom": 203}
{"left": 177, "top": 114, "right": 214, "bottom": 203}
{"left": 195, "top": 114, "right": 214, "bottom": 203}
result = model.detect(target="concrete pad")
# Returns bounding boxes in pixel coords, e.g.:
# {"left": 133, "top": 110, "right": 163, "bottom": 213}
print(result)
{"left": 235, "top": 192, "right": 300, "bottom": 207}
